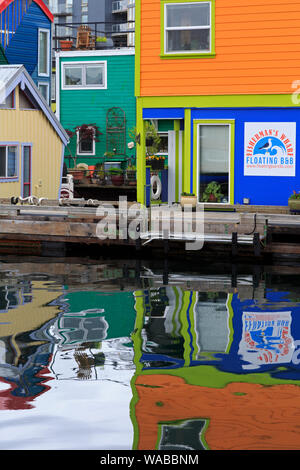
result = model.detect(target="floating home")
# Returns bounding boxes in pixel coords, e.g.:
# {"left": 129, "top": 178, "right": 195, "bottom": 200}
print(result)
{"left": 0, "top": 0, "right": 53, "bottom": 104}
{"left": 55, "top": 48, "right": 136, "bottom": 170}
{"left": 135, "top": 0, "right": 300, "bottom": 207}
{"left": 0, "top": 65, "right": 69, "bottom": 199}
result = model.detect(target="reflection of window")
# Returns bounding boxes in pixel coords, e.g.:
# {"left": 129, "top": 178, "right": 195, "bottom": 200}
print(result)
{"left": 162, "top": 0, "right": 214, "bottom": 56}
{"left": 62, "top": 62, "right": 106, "bottom": 89}
{"left": 38, "top": 28, "right": 50, "bottom": 76}
{"left": 77, "top": 127, "right": 95, "bottom": 155}
{"left": 0, "top": 145, "right": 17, "bottom": 178}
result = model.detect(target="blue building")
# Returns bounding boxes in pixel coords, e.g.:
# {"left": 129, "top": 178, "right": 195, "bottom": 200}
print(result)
{"left": 0, "top": 0, "right": 53, "bottom": 104}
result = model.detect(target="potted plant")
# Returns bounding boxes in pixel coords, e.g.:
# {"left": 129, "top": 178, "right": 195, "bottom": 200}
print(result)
{"left": 64, "top": 123, "right": 102, "bottom": 169}
{"left": 109, "top": 167, "right": 124, "bottom": 186}
{"left": 126, "top": 165, "right": 136, "bottom": 185}
{"left": 288, "top": 190, "right": 300, "bottom": 212}
{"left": 146, "top": 155, "right": 165, "bottom": 170}
{"left": 180, "top": 192, "right": 197, "bottom": 208}
{"left": 202, "top": 181, "right": 224, "bottom": 203}
{"left": 129, "top": 122, "right": 161, "bottom": 156}
{"left": 96, "top": 36, "right": 107, "bottom": 49}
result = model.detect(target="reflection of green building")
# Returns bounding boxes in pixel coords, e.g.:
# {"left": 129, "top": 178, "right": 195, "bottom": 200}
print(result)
{"left": 55, "top": 290, "right": 137, "bottom": 346}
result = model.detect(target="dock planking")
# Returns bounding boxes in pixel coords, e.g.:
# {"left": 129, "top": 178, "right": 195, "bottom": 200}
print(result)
{"left": 0, "top": 200, "right": 297, "bottom": 257}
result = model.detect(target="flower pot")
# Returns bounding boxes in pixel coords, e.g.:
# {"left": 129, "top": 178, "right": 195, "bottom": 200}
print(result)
{"left": 180, "top": 195, "right": 197, "bottom": 208}
{"left": 68, "top": 169, "right": 84, "bottom": 182}
{"left": 111, "top": 174, "right": 124, "bottom": 186}
{"left": 60, "top": 40, "right": 73, "bottom": 50}
{"left": 288, "top": 199, "right": 300, "bottom": 212}
{"left": 148, "top": 160, "right": 165, "bottom": 170}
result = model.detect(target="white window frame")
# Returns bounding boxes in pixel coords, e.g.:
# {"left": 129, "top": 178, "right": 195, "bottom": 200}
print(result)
{"left": 62, "top": 61, "right": 107, "bottom": 90}
{"left": 164, "top": 1, "right": 212, "bottom": 55}
{"left": 196, "top": 122, "right": 232, "bottom": 205}
{"left": 76, "top": 127, "right": 96, "bottom": 156}
{"left": 38, "top": 82, "right": 50, "bottom": 104}
{"left": 38, "top": 28, "right": 50, "bottom": 77}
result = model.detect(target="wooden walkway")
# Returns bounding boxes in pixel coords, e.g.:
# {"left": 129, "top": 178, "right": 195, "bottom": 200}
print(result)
{"left": 0, "top": 199, "right": 298, "bottom": 257}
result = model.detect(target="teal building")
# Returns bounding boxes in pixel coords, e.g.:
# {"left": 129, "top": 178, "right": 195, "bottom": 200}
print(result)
{"left": 55, "top": 49, "right": 136, "bottom": 169}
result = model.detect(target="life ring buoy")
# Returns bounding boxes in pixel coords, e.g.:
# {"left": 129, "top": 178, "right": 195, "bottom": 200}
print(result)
{"left": 151, "top": 175, "right": 162, "bottom": 200}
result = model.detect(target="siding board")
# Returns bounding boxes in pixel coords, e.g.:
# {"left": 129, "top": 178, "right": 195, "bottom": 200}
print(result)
{"left": 140, "top": 0, "right": 300, "bottom": 96}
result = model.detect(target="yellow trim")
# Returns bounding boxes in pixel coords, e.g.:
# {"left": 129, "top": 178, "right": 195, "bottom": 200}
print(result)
{"left": 134, "top": 0, "right": 141, "bottom": 96}
{"left": 183, "top": 109, "right": 191, "bottom": 193}
{"left": 136, "top": 98, "right": 146, "bottom": 204}
{"left": 193, "top": 119, "right": 235, "bottom": 204}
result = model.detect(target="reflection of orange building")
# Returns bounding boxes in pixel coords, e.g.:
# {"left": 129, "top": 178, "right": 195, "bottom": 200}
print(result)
{"left": 135, "top": 374, "right": 300, "bottom": 450}
{"left": 132, "top": 288, "right": 300, "bottom": 450}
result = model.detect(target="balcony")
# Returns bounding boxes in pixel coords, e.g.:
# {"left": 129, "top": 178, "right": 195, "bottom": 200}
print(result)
{"left": 54, "top": 21, "right": 135, "bottom": 50}
{"left": 112, "top": 1, "right": 128, "bottom": 13}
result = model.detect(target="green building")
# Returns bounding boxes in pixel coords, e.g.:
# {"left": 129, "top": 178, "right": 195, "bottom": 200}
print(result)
{"left": 55, "top": 49, "right": 136, "bottom": 170}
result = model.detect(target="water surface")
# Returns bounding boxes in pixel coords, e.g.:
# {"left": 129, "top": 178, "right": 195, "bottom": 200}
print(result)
{"left": 0, "top": 256, "right": 300, "bottom": 450}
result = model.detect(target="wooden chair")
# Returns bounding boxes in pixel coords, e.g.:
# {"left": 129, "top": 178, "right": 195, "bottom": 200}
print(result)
{"left": 76, "top": 25, "right": 95, "bottom": 50}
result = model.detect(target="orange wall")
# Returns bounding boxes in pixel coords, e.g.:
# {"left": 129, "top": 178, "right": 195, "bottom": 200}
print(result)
{"left": 140, "top": 0, "right": 300, "bottom": 96}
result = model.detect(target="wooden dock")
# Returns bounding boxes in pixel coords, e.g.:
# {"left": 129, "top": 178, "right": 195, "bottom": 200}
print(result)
{"left": 0, "top": 198, "right": 298, "bottom": 258}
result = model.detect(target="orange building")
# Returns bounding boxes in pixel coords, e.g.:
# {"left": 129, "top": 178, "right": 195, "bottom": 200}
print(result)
{"left": 135, "top": 0, "right": 300, "bottom": 206}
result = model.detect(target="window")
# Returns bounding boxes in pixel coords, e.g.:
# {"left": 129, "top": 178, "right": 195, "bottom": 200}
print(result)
{"left": 0, "top": 146, "right": 18, "bottom": 179}
{"left": 0, "top": 91, "right": 15, "bottom": 109}
{"left": 62, "top": 62, "right": 107, "bottom": 89}
{"left": 197, "top": 124, "right": 230, "bottom": 203}
{"left": 77, "top": 127, "right": 95, "bottom": 155}
{"left": 22, "top": 146, "right": 31, "bottom": 197}
{"left": 38, "top": 82, "right": 50, "bottom": 103}
{"left": 38, "top": 28, "right": 50, "bottom": 76}
{"left": 161, "top": 0, "right": 215, "bottom": 58}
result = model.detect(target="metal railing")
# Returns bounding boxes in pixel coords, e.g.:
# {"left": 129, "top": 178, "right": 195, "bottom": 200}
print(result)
{"left": 54, "top": 21, "right": 135, "bottom": 50}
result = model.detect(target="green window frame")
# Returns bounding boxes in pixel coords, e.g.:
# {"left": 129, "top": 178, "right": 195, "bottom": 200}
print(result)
{"left": 160, "top": 0, "right": 215, "bottom": 59}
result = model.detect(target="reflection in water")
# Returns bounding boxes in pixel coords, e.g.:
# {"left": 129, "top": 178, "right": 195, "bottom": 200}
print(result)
{"left": 1, "top": 258, "right": 300, "bottom": 449}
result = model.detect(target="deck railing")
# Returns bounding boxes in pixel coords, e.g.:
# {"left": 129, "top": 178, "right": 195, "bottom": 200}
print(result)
{"left": 54, "top": 21, "right": 135, "bottom": 51}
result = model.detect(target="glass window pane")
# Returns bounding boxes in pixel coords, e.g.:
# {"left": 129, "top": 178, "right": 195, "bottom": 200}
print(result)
{"left": 64, "top": 66, "right": 83, "bottom": 86}
{"left": 23, "top": 147, "right": 31, "bottom": 183}
{"left": 167, "top": 28, "right": 210, "bottom": 52}
{"left": 166, "top": 3, "right": 210, "bottom": 28}
{"left": 38, "top": 84, "right": 48, "bottom": 102}
{"left": 85, "top": 66, "right": 103, "bottom": 85}
{"left": 199, "top": 126, "right": 229, "bottom": 173}
{"left": 0, "top": 147, "right": 6, "bottom": 177}
{"left": 7, "top": 147, "right": 17, "bottom": 177}
{"left": 39, "top": 30, "right": 49, "bottom": 75}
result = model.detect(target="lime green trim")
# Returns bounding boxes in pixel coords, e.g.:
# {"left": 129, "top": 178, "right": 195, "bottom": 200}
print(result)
{"left": 136, "top": 98, "right": 146, "bottom": 204}
{"left": 174, "top": 119, "right": 180, "bottom": 201}
{"left": 183, "top": 109, "right": 191, "bottom": 193}
{"left": 160, "top": 0, "right": 215, "bottom": 59}
{"left": 193, "top": 119, "right": 235, "bottom": 204}
{"left": 226, "top": 294, "right": 234, "bottom": 353}
{"left": 130, "top": 290, "right": 146, "bottom": 450}
{"left": 179, "top": 291, "right": 193, "bottom": 367}
{"left": 139, "top": 94, "right": 297, "bottom": 108}
{"left": 140, "top": 364, "right": 300, "bottom": 388}
{"left": 134, "top": 0, "right": 141, "bottom": 96}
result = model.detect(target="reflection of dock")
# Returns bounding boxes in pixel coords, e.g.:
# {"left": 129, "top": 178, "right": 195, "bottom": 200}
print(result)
{"left": 0, "top": 201, "right": 300, "bottom": 258}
